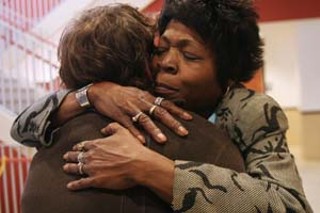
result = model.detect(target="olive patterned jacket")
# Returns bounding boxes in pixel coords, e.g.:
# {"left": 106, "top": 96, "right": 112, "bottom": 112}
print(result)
{"left": 10, "top": 84, "right": 313, "bottom": 213}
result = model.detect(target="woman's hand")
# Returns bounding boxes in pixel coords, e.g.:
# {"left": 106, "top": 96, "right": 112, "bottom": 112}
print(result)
{"left": 63, "top": 122, "right": 147, "bottom": 190}
{"left": 63, "top": 122, "right": 174, "bottom": 203}
{"left": 88, "top": 82, "right": 192, "bottom": 143}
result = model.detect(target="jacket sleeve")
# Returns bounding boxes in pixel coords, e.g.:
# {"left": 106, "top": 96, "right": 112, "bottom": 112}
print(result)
{"left": 171, "top": 95, "right": 313, "bottom": 213}
{"left": 10, "top": 89, "right": 71, "bottom": 147}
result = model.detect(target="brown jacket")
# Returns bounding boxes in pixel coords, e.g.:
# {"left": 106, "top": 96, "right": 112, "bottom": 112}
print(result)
{"left": 22, "top": 112, "right": 245, "bottom": 213}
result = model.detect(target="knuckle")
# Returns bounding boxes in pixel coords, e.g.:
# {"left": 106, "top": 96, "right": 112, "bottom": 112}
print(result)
{"left": 128, "top": 86, "right": 139, "bottom": 92}
{"left": 171, "top": 120, "right": 182, "bottom": 131}
{"left": 83, "top": 164, "right": 91, "bottom": 174}
{"left": 161, "top": 100, "right": 170, "bottom": 108}
{"left": 141, "top": 90, "right": 150, "bottom": 97}
{"left": 138, "top": 113, "right": 150, "bottom": 124}
{"left": 89, "top": 142, "right": 97, "bottom": 149}
{"left": 86, "top": 164, "right": 97, "bottom": 176}
{"left": 139, "top": 91, "right": 153, "bottom": 102}
{"left": 108, "top": 122, "right": 118, "bottom": 129}
{"left": 85, "top": 153, "right": 93, "bottom": 162}
{"left": 155, "top": 107, "right": 167, "bottom": 117}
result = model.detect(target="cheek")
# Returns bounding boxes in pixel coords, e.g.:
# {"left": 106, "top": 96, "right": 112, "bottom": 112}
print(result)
{"left": 186, "top": 79, "right": 215, "bottom": 99}
{"left": 180, "top": 69, "right": 218, "bottom": 105}
{"left": 181, "top": 69, "right": 215, "bottom": 92}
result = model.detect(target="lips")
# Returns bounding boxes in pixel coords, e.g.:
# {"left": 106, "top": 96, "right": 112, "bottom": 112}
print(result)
{"left": 154, "top": 82, "right": 179, "bottom": 98}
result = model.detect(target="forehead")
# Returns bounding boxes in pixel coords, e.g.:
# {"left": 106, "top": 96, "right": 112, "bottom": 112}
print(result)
{"left": 160, "top": 20, "right": 205, "bottom": 47}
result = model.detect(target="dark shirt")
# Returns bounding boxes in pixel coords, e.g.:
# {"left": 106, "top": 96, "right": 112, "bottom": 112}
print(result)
{"left": 22, "top": 111, "right": 244, "bottom": 213}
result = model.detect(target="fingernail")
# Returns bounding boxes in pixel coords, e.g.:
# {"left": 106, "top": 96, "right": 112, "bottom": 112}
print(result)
{"left": 183, "top": 112, "right": 192, "bottom": 120}
{"left": 63, "top": 153, "right": 67, "bottom": 160}
{"left": 138, "top": 135, "right": 146, "bottom": 144}
{"left": 100, "top": 128, "right": 107, "bottom": 135}
{"left": 178, "top": 126, "right": 188, "bottom": 136}
{"left": 157, "top": 133, "right": 167, "bottom": 142}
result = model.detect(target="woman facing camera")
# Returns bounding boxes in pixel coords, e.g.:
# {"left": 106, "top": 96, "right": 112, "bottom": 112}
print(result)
{"left": 11, "top": 0, "right": 312, "bottom": 212}
{"left": 62, "top": 0, "right": 312, "bottom": 212}
{"left": 19, "top": 3, "right": 245, "bottom": 213}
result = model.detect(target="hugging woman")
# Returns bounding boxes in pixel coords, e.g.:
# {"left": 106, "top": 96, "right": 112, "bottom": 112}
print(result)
{"left": 12, "top": 0, "right": 312, "bottom": 212}
{"left": 15, "top": 3, "right": 244, "bottom": 213}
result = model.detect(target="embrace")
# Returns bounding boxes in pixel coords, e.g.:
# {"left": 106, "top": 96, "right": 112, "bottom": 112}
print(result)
{"left": 11, "top": 0, "right": 312, "bottom": 213}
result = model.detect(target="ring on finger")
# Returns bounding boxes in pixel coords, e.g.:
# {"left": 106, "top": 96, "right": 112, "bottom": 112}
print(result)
{"left": 77, "top": 151, "right": 85, "bottom": 164}
{"left": 149, "top": 105, "right": 157, "bottom": 116}
{"left": 132, "top": 111, "right": 143, "bottom": 122}
{"left": 77, "top": 142, "right": 86, "bottom": 151}
{"left": 78, "top": 162, "right": 85, "bottom": 175}
{"left": 154, "top": 97, "right": 164, "bottom": 106}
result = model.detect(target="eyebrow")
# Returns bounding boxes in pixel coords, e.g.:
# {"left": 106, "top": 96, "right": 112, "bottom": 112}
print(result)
{"left": 161, "top": 35, "right": 197, "bottom": 49}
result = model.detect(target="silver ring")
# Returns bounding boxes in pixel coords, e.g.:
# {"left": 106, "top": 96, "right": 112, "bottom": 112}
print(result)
{"left": 132, "top": 111, "right": 143, "bottom": 122}
{"left": 154, "top": 97, "right": 164, "bottom": 106}
{"left": 77, "top": 142, "right": 86, "bottom": 151}
{"left": 77, "top": 151, "right": 85, "bottom": 164}
{"left": 149, "top": 105, "right": 157, "bottom": 116}
{"left": 78, "top": 162, "right": 84, "bottom": 175}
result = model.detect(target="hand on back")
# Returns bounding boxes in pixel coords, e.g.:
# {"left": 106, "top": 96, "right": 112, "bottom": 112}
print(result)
{"left": 88, "top": 82, "right": 192, "bottom": 143}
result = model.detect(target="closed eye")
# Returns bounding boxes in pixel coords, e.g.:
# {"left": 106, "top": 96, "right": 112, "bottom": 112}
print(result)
{"left": 183, "top": 52, "right": 201, "bottom": 61}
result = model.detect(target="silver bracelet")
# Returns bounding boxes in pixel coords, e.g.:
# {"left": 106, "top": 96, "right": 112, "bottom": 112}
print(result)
{"left": 75, "top": 83, "right": 93, "bottom": 108}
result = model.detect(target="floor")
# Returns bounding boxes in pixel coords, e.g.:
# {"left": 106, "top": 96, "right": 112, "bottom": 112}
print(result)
{"left": 291, "top": 145, "right": 320, "bottom": 212}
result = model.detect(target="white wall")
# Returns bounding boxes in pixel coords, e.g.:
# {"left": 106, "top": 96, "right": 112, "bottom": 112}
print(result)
{"left": 32, "top": 0, "right": 153, "bottom": 43}
{"left": 297, "top": 20, "right": 320, "bottom": 112}
{"left": 0, "top": 106, "right": 16, "bottom": 145}
{"left": 260, "top": 21, "right": 300, "bottom": 108}
{"left": 260, "top": 18, "right": 320, "bottom": 111}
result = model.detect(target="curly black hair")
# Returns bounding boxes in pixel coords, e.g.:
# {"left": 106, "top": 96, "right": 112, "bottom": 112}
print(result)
{"left": 158, "top": 0, "right": 264, "bottom": 86}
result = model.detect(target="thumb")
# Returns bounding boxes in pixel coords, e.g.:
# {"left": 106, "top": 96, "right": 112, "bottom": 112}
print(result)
{"left": 101, "top": 122, "right": 145, "bottom": 144}
{"left": 100, "top": 122, "right": 124, "bottom": 135}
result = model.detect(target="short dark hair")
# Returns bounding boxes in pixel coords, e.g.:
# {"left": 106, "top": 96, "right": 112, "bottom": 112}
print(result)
{"left": 158, "top": 0, "right": 264, "bottom": 86}
{"left": 58, "top": 4, "right": 155, "bottom": 89}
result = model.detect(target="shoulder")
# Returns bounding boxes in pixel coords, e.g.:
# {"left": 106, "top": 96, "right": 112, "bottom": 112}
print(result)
{"left": 216, "top": 86, "right": 288, "bottom": 146}
{"left": 223, "top": 86, "right": 280, "bottom": 111}
{"left": 218, "top": 86, "right": 287, "bottom": 123}
{"left": 53, "top": 111, "right": 112, "bottom": 144}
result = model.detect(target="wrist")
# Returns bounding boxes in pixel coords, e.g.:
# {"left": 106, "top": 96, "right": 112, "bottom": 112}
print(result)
{"left": 53, "top": 91, "right": 86, "bottom": 126}
{"left": 75, "top": 83, "right": 93, "bottom": 108}
{"left": 86, "top": 83, "right": 94, "bottom": 106}
{"left": 132, "top": 149, "right": 174, "bottom": 203}
{"left": 86, "top": 81, "right": 118, "bottom": 107}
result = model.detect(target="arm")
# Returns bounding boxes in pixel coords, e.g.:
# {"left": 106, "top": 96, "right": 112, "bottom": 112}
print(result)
{"left": 51, "top": 90, "right": 84, "bottom": 127}
{"left": 170, "top": 94, "right": 312, "bottom": 212}
{"left": 63, "top": 93, "right": 312, "bottom": 213}
{"left": 10, "top": 89, "right": 73, "bottom": 147}
{"left": 11, "top": 82, "right": 191, "bottom": 147}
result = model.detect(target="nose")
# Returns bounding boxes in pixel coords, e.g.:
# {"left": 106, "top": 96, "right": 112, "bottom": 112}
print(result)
{"left": 158, "top": 48, "right": 178, "bottom": 75}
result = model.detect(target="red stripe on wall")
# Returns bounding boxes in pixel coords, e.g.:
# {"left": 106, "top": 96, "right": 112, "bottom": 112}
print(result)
{"left": 141, "top": 0, "right": 163, "bottom": 13}
{"left": 142, "top": 0, "right": 320, "bottom": 22}
{"left": 256, "top": 0, "right": 320, "bottom": 22}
